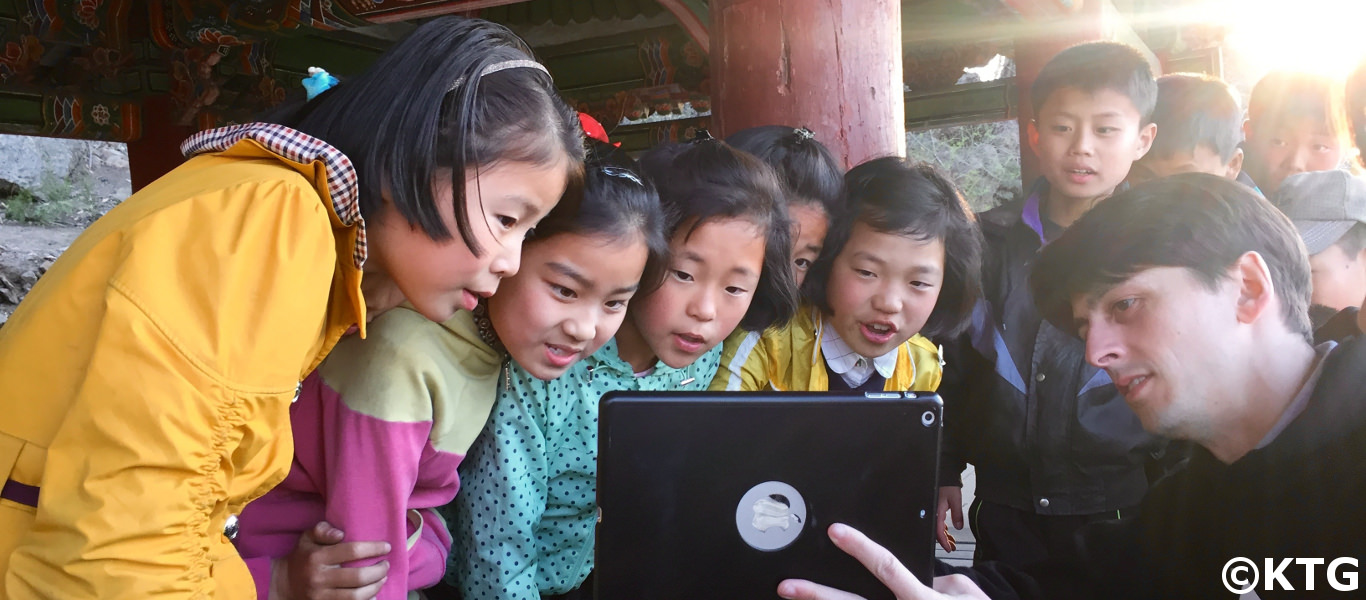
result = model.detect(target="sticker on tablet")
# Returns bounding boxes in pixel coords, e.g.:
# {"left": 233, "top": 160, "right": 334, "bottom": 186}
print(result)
{"left": 736, "top": 481, "right": 806, "bottom": 551}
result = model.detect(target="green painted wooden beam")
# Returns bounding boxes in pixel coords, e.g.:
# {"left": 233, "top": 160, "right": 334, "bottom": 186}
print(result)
{"left": 905, "top": 78, "right": 1018, "bottom": 131}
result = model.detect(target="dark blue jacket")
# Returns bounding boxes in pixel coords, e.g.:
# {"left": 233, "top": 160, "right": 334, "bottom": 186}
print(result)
{"left": 939, "top": 184, "right": 1168, "bottom": 515}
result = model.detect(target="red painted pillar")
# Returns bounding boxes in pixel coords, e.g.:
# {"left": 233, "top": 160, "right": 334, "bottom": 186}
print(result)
{"left": 127, "top": 95, "right": 195, "bottom": 192}
{"left": 710, "top": 0, "right": 903, "bottom": 169}
{"left": 1013, "top": 1, "right": 1106, "bottom": 186}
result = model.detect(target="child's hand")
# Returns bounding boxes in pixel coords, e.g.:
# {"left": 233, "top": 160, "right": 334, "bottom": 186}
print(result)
{"left": 269, "top": 521, "right": 391, "bottom": 600}
{"left": 935, "top": 486, "right": 964, "bottom": 553}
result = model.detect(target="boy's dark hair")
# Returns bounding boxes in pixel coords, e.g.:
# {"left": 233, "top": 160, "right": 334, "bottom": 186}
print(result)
{"left": 638, "top": 139, "right": 798, "bottom": 332}
{"left": 1248, "top": 71, "right": 1351, "bottom": 145}
{"left": 1348, "top": 61, "right": 1366, "bottom": 165}
{"left": 1031, "top": 173, "right": 1312, "bottom": 343}
{"left": 1030, "top": 41, "right": 1157, "bottom": 123}
{"left": 1147, "top": 73, "right": 1244, "bottom": 162}
{"left": 803, "top": 157, "right": 983, "bottom": 339}
{"left": 532, "top": 139, "right": 670, "bottom": 296}
{"left": 726, "top": 125, "right": 845, "bottom": 218}
{"left": 264, "top": 16, "right": 585, "bottom": 255}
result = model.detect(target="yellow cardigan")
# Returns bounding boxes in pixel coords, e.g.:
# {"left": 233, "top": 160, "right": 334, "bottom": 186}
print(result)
{"left": 0, "top": 133, "right": 365, "bottom": 599}
{"left": 709, "top": 305, "right": 943, "bottom": 392}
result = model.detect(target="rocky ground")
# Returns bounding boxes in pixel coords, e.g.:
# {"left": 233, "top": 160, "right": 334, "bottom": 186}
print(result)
{"left": 0, "top": 224, "right": 81, "bottom": 326}
{"left": 0, "top": 134, "right": 129, "bottom": 326}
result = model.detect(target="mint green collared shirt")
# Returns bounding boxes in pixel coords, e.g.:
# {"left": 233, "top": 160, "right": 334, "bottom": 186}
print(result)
{"left": 447, "top": 338, "right": 721, "bottom": 599}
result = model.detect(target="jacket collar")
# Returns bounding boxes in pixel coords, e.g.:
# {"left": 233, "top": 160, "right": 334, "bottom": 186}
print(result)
{"left": 820, "top": 320, "right": 898, "bottom": 380}
{"left": 582, "top": 338, "right": 718, "bottom": 389}
{"left": 182, "top": 123, "right": 365, "bottom": 269}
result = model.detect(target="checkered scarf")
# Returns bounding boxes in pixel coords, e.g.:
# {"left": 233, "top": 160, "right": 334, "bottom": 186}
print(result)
{"left": 181, "top": 123, "right": 366, "bottom": 268}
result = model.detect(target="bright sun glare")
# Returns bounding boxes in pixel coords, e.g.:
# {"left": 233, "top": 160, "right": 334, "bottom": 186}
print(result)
{"left": 1218, "top": 0, "right": 1366, "bottom": 79}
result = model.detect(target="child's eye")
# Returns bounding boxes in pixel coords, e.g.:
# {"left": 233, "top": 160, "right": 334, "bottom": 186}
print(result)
{"left": 854, "top": 268, "right": 876, "bottom": 278}
{"left": 1096, "top": 126, "right": 1118, "bottom": 135}
{"left": 1051, "top": 125, "right": 1071, "bottom": 133}
{"left": 605, "top": 299, "right": 628, "bottom": 311}
{"left": 1269, "top": 138, "right": 1287, "bottom": 147}
{"left": 1314, "top": 144, "right": 1333, "bottom": 153}
{"left": 497, "top": 215, "right": 518, "bottom": 229}
{"left": 672, "top": 270, "right": 694, "bottom": 283}
{"left": 725, "top": 286, "right": 749, "bottom": 296}
{"left": 550, "top": 284, "right": 576, "bottom": 300}
{"left": 910, "top": 280, "right": 935, "bottom": 289}
{"left": 794, "top": 258, "right": 812, "bottom": 271}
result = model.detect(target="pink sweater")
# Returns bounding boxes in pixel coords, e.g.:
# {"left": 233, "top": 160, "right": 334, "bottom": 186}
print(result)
{"left": 233, "top": 308, "right": 503, "bottom": 599}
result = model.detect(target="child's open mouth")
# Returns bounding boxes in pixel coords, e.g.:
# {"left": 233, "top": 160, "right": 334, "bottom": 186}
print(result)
{"left": 860, "top": 322, "right": 898, "bottom": 345}
{"left": 674, "top": 333, "right": 705, "bottom": 354}
{"left": 1066, "top": 168, "right": 1097, "bottom": 184}
{"left": 544, "top": 343, "right": 581, "bottom": 368}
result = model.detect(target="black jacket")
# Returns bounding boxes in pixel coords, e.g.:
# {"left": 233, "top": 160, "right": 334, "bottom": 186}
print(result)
{"left": 939, "top": 190, "right": 1167, "bottom": 515}
{"left": 953, "top": 335, "right": 1366, "bottom": 599}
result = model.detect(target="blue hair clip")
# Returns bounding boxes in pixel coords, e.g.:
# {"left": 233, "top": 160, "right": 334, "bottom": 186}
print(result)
{"left": 303, "top": 67, "right": 340, "bottom": 101}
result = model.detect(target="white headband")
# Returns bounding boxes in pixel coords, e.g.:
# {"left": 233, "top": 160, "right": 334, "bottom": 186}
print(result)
{"left": 448, "top": 59, "right": 550, "bottom": 92}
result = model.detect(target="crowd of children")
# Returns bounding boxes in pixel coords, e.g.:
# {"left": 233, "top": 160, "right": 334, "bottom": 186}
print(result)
{"left": 0, "top": 13, "right": 1364, "bottom": 600}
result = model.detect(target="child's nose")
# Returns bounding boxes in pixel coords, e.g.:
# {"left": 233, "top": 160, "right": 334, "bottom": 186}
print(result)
{"left": 871, "top": 289, "right": 903, "bottom": 314}
{"left": 563, "top": 311, "right": 596, "bottom": 342}
{"left": 1069, "top": 130, "right": 1096, "bottom": 155}
{"left": 687, "top": 290, "right": 717, "bottom": 322}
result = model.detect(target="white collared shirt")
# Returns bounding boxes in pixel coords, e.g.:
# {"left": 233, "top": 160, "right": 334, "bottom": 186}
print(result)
{"left": 820, "top": 324, "right": 898, "bottom": 388}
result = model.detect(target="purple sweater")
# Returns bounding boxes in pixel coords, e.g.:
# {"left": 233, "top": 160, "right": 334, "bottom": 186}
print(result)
{"left": 233, "top": 307, "right": 503, "bottom": 599}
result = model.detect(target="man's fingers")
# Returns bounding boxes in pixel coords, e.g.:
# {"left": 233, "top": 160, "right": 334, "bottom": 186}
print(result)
{"left": 315, "top": 541, "right": 392, "bottom": 566}
{"left": 827, "top": 523, "right": 931, "bottom": 598}
{"left": 951, "top": 502, "right": 964, "bottom": 530}
{"left": 777, "top": 578, "right": 868, "bottom": 600}
{"left": 318, "top": 562, "right": 389, "bottom": 589}
{"left": 932, "top": 575, "right": 992, "bottom": 600}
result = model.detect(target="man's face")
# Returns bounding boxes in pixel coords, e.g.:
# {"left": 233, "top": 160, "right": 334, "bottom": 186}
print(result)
{"left": 1309, "top": 243, "right": 1366, "bottom": 311}
{"left": 1071, "top": 266, "right": 1242, "bottom": 441}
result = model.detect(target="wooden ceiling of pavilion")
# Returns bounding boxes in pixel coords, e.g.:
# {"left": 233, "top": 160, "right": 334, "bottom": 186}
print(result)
{"left": 0, "top": 0, "right": 1219, "bottom": 147}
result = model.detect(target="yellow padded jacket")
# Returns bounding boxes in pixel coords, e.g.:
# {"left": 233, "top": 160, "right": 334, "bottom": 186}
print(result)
{"left": 0, "top": 124, "right": 366, "bottom": 599}
{"left": 709, "top": 305, "right": 943, "bottom": 393}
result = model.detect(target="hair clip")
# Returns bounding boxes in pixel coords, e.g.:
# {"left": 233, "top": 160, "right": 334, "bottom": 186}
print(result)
{"left": 303, "top": 67, "right": 340, "bottom": 101}
{"left": 690, "top": 129, "right": 715, "bottom": 143}
{"left": 599, "top": 166, "right": 644, "bottom": 185}
{"left": 793, "top": 127, "right": 816, "bottom": 144}
{"left": 447, "top": 59, "right": 551, "bottom": 92}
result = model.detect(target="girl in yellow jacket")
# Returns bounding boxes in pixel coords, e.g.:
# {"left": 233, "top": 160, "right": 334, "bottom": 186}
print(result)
{"left": 711, "top": 157, "right": 983, "bottom": 393}
{"left": 0, "top": 17, "right": 584, "bottom": 600}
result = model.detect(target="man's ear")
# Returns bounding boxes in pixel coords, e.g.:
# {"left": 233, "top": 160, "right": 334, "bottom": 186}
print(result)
{"left": 1027, "top": 120, "right": 1041, "bottom": 154}
{"left": 1234, "top": 251, "right": 1276, "bottom": 325}
{"left": 1135, "top": 122, "right": 1157, "bottom": 160}
{"left": 1225, "top": 148, "right": 1245, "bottom": 180}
